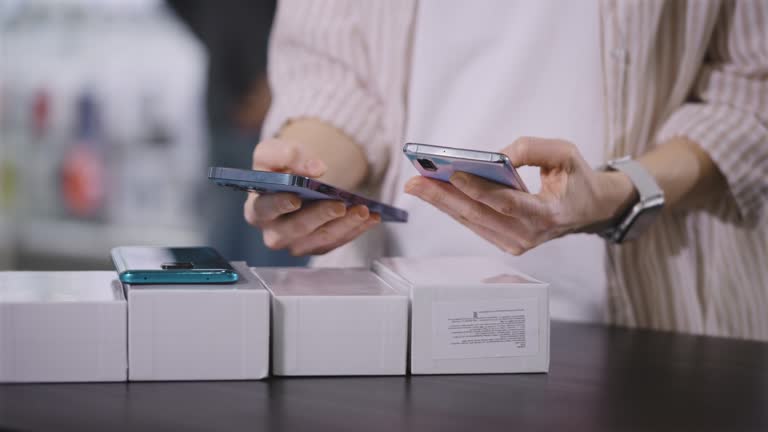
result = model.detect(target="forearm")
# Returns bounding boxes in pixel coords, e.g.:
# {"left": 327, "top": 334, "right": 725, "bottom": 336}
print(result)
{"left": 598, "top": 136, "right": 729, "bottom": 225}
{"left": 278, "top": 118, "right": 369, "bottom": 190}
{"left": 407, "top": 135, "right": 733, "bottom": 255}
{"left": 638, "top": 137, "right": 727, "bottom": 211}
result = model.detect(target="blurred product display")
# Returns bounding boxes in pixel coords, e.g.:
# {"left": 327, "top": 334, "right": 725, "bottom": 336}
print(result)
{"left": 0, "top": 16, "right": 20, "bottom": 269}
{"left": 166, "top": 0, "right": 306, "bottom": 267}
{"left": 60, "top": 92, "right": 107, "bottom": 219}
{"left": 0, "top": 0, "right": 208, "bottom": 268}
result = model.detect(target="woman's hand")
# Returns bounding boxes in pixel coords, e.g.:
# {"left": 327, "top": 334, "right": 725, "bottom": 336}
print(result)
{"left": 244, "top": 138, "right": 380, "bottom": 256}
{"left": 404, "top": 137, "right": 637, "bottom": 255}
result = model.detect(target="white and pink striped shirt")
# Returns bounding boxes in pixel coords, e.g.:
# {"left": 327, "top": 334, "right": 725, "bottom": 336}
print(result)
{"left": 263, "top": 0, "right": 768, "bottom": 340}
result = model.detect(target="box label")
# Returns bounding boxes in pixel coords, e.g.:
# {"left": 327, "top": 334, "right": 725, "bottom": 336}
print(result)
{"left": 431, "top": 298, "right": 539, "bottom": 359}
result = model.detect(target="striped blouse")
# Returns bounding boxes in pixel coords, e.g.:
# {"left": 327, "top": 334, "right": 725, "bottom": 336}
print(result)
{"left": 263, "top": 0, "right": 768, "bottom": 340}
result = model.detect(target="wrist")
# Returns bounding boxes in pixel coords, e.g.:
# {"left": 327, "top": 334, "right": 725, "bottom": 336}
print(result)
{"left": 592, "top": 170, "right": 638, "bottom": 230}
{"left": 279, "top": 119, "right": 369, "bottom": 190}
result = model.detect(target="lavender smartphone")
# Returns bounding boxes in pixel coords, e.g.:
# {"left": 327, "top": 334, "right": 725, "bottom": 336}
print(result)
{"left": 403, "top": 143, "right": 529, "bottom": 192}
{"left": 208, "top": 167, "right": 408, "bottom": 222}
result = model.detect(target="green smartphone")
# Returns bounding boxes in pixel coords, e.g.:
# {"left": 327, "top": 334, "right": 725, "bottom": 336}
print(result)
{"left": 111, "top": 246, "right": 238, "bottom": 284}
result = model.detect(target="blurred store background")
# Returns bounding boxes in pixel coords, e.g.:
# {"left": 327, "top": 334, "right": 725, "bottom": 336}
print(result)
{"left": 0, "top": 0, "right": 304, "bottom": 270}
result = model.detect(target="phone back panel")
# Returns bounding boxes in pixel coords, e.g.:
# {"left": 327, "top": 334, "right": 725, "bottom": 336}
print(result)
{"left": 215, "top": 179, "right": 331, "bottom": 201}
{"left": 404, "top": 152, "right": 528, "bottom": 192}
{"left": 111, "top": 247, "right": 238, "bottom": 284}
{"left": 208, "top": 167, "right": 408, "bottom": 222}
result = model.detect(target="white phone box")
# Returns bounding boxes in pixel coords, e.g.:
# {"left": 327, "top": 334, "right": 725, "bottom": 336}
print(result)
{"left": 126, "top": 261, "right": 269, "bottom": 381}
{"left": 373, "top": 256, "right": 550, "bottom": 375}
{"left": 0, "top": 271, "right": 127, "bottom": 383}
{"left": 254, "top": 267, "right": 408, "bottom": 376}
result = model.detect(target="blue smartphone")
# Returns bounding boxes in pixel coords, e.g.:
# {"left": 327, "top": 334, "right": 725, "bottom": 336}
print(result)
{"left": 111, "top": 246, "right": 238, "bottom": 284}
{"left": 208, "top": 166, "right": 409, "bottom": 222}
{"left": 402, "top": 142, "right": 529, "bottom": 192}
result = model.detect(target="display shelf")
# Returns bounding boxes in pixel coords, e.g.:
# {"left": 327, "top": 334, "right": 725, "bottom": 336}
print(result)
{"left": 17, "top": 218, "right": 205, "bottom": 261}
{"left": 0, "top": 217, "right": 16, "bottom": 269}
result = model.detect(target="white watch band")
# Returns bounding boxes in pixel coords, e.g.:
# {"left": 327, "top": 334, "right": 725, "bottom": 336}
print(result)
{"left": 600, "top": 157, "right": 664, "bottom": 243}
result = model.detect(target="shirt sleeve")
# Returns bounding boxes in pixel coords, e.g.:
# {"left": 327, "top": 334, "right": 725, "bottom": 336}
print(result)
{"left": 261, "top": 0, "right": 389, "bottom": 183}
{"left": 655, "top": 0, "right": 768, "bottom": 226}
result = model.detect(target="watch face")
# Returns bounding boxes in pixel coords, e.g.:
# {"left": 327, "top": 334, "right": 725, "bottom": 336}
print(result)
{"left": 622, "top": 205, "right": 664, "bottom": 242}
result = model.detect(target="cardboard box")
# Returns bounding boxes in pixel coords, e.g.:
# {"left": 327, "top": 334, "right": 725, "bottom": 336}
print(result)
{"left": 373, "top": 256, "right": 550, "bottom": 375}
{"left": 126, "top": 262, "right": 269, "bottom": 381}
{"left": 0, "top": 271, "right": 127, "bottom": 383}
{"left": 255, "top": 267, "right": 408, "bottom": 376}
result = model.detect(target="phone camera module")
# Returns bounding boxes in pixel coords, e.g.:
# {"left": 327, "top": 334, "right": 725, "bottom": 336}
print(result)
{"left": 417, "top": 158, "right": 438, "bottom": 172}
{"left": 162, "top": 262, "right": 195, "bottom": 270}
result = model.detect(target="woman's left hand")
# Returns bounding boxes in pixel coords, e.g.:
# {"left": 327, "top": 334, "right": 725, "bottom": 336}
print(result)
{"left": 405, "top": 137, "right": 638, "bottom": 255}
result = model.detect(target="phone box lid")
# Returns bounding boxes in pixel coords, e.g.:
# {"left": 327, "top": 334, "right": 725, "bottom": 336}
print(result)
{"left": 0, "top": 271, "right": 124, "bottom": 303}
{"left": 373, "top": 256, "right": 546, "bottom": 291}
{"left": 373, "top": 257, "right": 549, "bottom": 375}
{"left": 126, "top": 262, "right": 269, "bottom": 381}
{"left": 252, "top": 267, "right": 408, "bottom": 376}
{"left": 0, "top": 271, "right": 127, "bottom": 383}
{"left": 255, "top": 267, "right": 403, "bottom": 297}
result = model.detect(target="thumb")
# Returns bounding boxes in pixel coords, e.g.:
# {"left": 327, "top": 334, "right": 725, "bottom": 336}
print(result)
{"left": 251, "top": 139, "right": 327, "bottom": 178}
{"left": 502, "top": 137, "right": 577, "bottom": 170}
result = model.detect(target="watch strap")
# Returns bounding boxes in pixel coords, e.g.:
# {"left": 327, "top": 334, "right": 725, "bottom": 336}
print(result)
{"left": 607, "top": 158, "right": 663, "bottom": 204}
{"left": 599, "top": 158, "right": 664, "bottom": 243}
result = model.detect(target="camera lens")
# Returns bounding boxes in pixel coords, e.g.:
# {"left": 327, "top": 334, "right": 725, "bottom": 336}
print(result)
{"left": 417, "top": 158, "right": 438, "bottom": 172}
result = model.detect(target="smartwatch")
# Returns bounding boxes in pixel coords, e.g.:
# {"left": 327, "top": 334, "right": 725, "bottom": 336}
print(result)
{"left": 599, "top": 157, "right": 664, "bottom": 243}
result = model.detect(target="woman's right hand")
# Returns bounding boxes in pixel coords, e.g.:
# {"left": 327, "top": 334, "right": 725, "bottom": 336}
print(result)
{"left": 243, "top": 138, "right": 381, "bottom": 256}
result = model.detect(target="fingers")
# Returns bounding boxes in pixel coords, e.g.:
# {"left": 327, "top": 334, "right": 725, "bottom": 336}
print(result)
{"left": 459, "top": 219, "right": 530, "bottom": 256}
{"left": 502, "top": 136, "right": 578, "bottom": 170}
{"left": 405, "top": 177, "right": 531, "bottom": 255}
{"left": 244, "top": 192, "right": 302, "bottom": 226}
{"left": 252, "top": 139, "right": 327, "bottom": 178}
{"left": 262, "top": 200, "right": 347, "bottom": 249}
{"left": 247, "top": 137, "right": 370, "bottom": 256}
{"left": 449, "top": 172, "right": 548, "bottom": 221}
{"left": 289, "top": 206, "right": 381, "bottom": 255}
{"left": 405, "top": 176, "right": 527, "bottom": 237}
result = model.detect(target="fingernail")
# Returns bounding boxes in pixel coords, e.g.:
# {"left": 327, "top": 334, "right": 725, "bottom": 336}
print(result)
{"left": 280, "top": 199, "right": 298, "bottom": 212}
{"left": 329, "top": 204, "right": 346, "bottom": 217}
{"left": 404, "top": 178, "right": 421, "bottom": 194}
{"left": 306, "top": 159, "right": 326, "bottom": 174}
{"left": 355, "top": 206, "right": 370, "bottom": 220}
{"left": 450, "top": 173, "right": 466, "bottom": 188}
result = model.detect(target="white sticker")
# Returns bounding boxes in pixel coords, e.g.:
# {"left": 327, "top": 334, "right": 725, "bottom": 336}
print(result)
{"left": 432, "top": 298, "right": 539, "bottom": 359}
